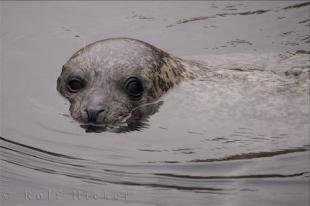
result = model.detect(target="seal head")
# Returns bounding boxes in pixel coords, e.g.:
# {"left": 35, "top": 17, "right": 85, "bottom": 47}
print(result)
{"left": 57, "top": 38, "right": 187, "bottom": 131}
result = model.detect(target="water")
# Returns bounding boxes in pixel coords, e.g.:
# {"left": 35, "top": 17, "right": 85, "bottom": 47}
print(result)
{"left": 0, "top": 1, "right": 309, "bottom": 206}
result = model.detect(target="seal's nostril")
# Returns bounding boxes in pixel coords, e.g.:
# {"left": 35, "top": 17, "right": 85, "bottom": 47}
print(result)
{"left": 97, "top": 109, "right": 106, "bottom": 116}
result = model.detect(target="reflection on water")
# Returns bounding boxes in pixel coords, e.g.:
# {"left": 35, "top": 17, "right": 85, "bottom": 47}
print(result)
{"left": 0, "top": 1, "right": 309, "bottom": 206}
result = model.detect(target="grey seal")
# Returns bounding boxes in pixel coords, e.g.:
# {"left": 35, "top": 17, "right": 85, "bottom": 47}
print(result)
{"left": 56, "top": 38, "right": 196, "bottom": 132}
{"left": 57, "top": 38, "right": 308, "bottom": 132}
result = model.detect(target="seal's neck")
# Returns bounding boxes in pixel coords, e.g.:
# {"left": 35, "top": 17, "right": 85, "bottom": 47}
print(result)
{"left": 162, "top": 56, "right": 208, "bottom": 82}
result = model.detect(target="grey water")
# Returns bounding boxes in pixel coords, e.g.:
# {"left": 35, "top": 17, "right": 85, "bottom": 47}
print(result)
{"left": 0, "top": 1, "right": 309, "bottom": 206}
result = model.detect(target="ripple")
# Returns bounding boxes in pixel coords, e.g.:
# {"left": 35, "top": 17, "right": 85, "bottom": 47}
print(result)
{"left": 282, "top": 2, "right": 310, "bottom": 10}
{"left": 166, "top": 9, "right": 270, "bottom": 27}
{"left": 155, "top": 172, "right": 309, "bottom": 180}
{"left": 166, "top": 2, "right": 310, "bottom": 28}
{"left": 2, "top": 135, "right": 308, "bottom": 193}
{"left": 188, "top": 148, "right": 309, "bottom": 163}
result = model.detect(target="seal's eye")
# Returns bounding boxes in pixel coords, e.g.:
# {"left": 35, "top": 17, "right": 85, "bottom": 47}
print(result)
{"left": 67, "top": 78, "right": 84, "bottom": 93}
{"left": 125, "top": 77, "right": 143, "bottom": 98}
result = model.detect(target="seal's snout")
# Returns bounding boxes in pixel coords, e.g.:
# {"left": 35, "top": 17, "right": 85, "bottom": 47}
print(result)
{"left": 85, "top": 104, "right": 109, "bottom": 124}
{"left": 85, "top": 107, "right": 106, "bottom": 123}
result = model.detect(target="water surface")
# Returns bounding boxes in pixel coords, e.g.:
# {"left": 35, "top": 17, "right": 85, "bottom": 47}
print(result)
{"left": 0, "top": 1, "right": 309, "bottom": 206}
